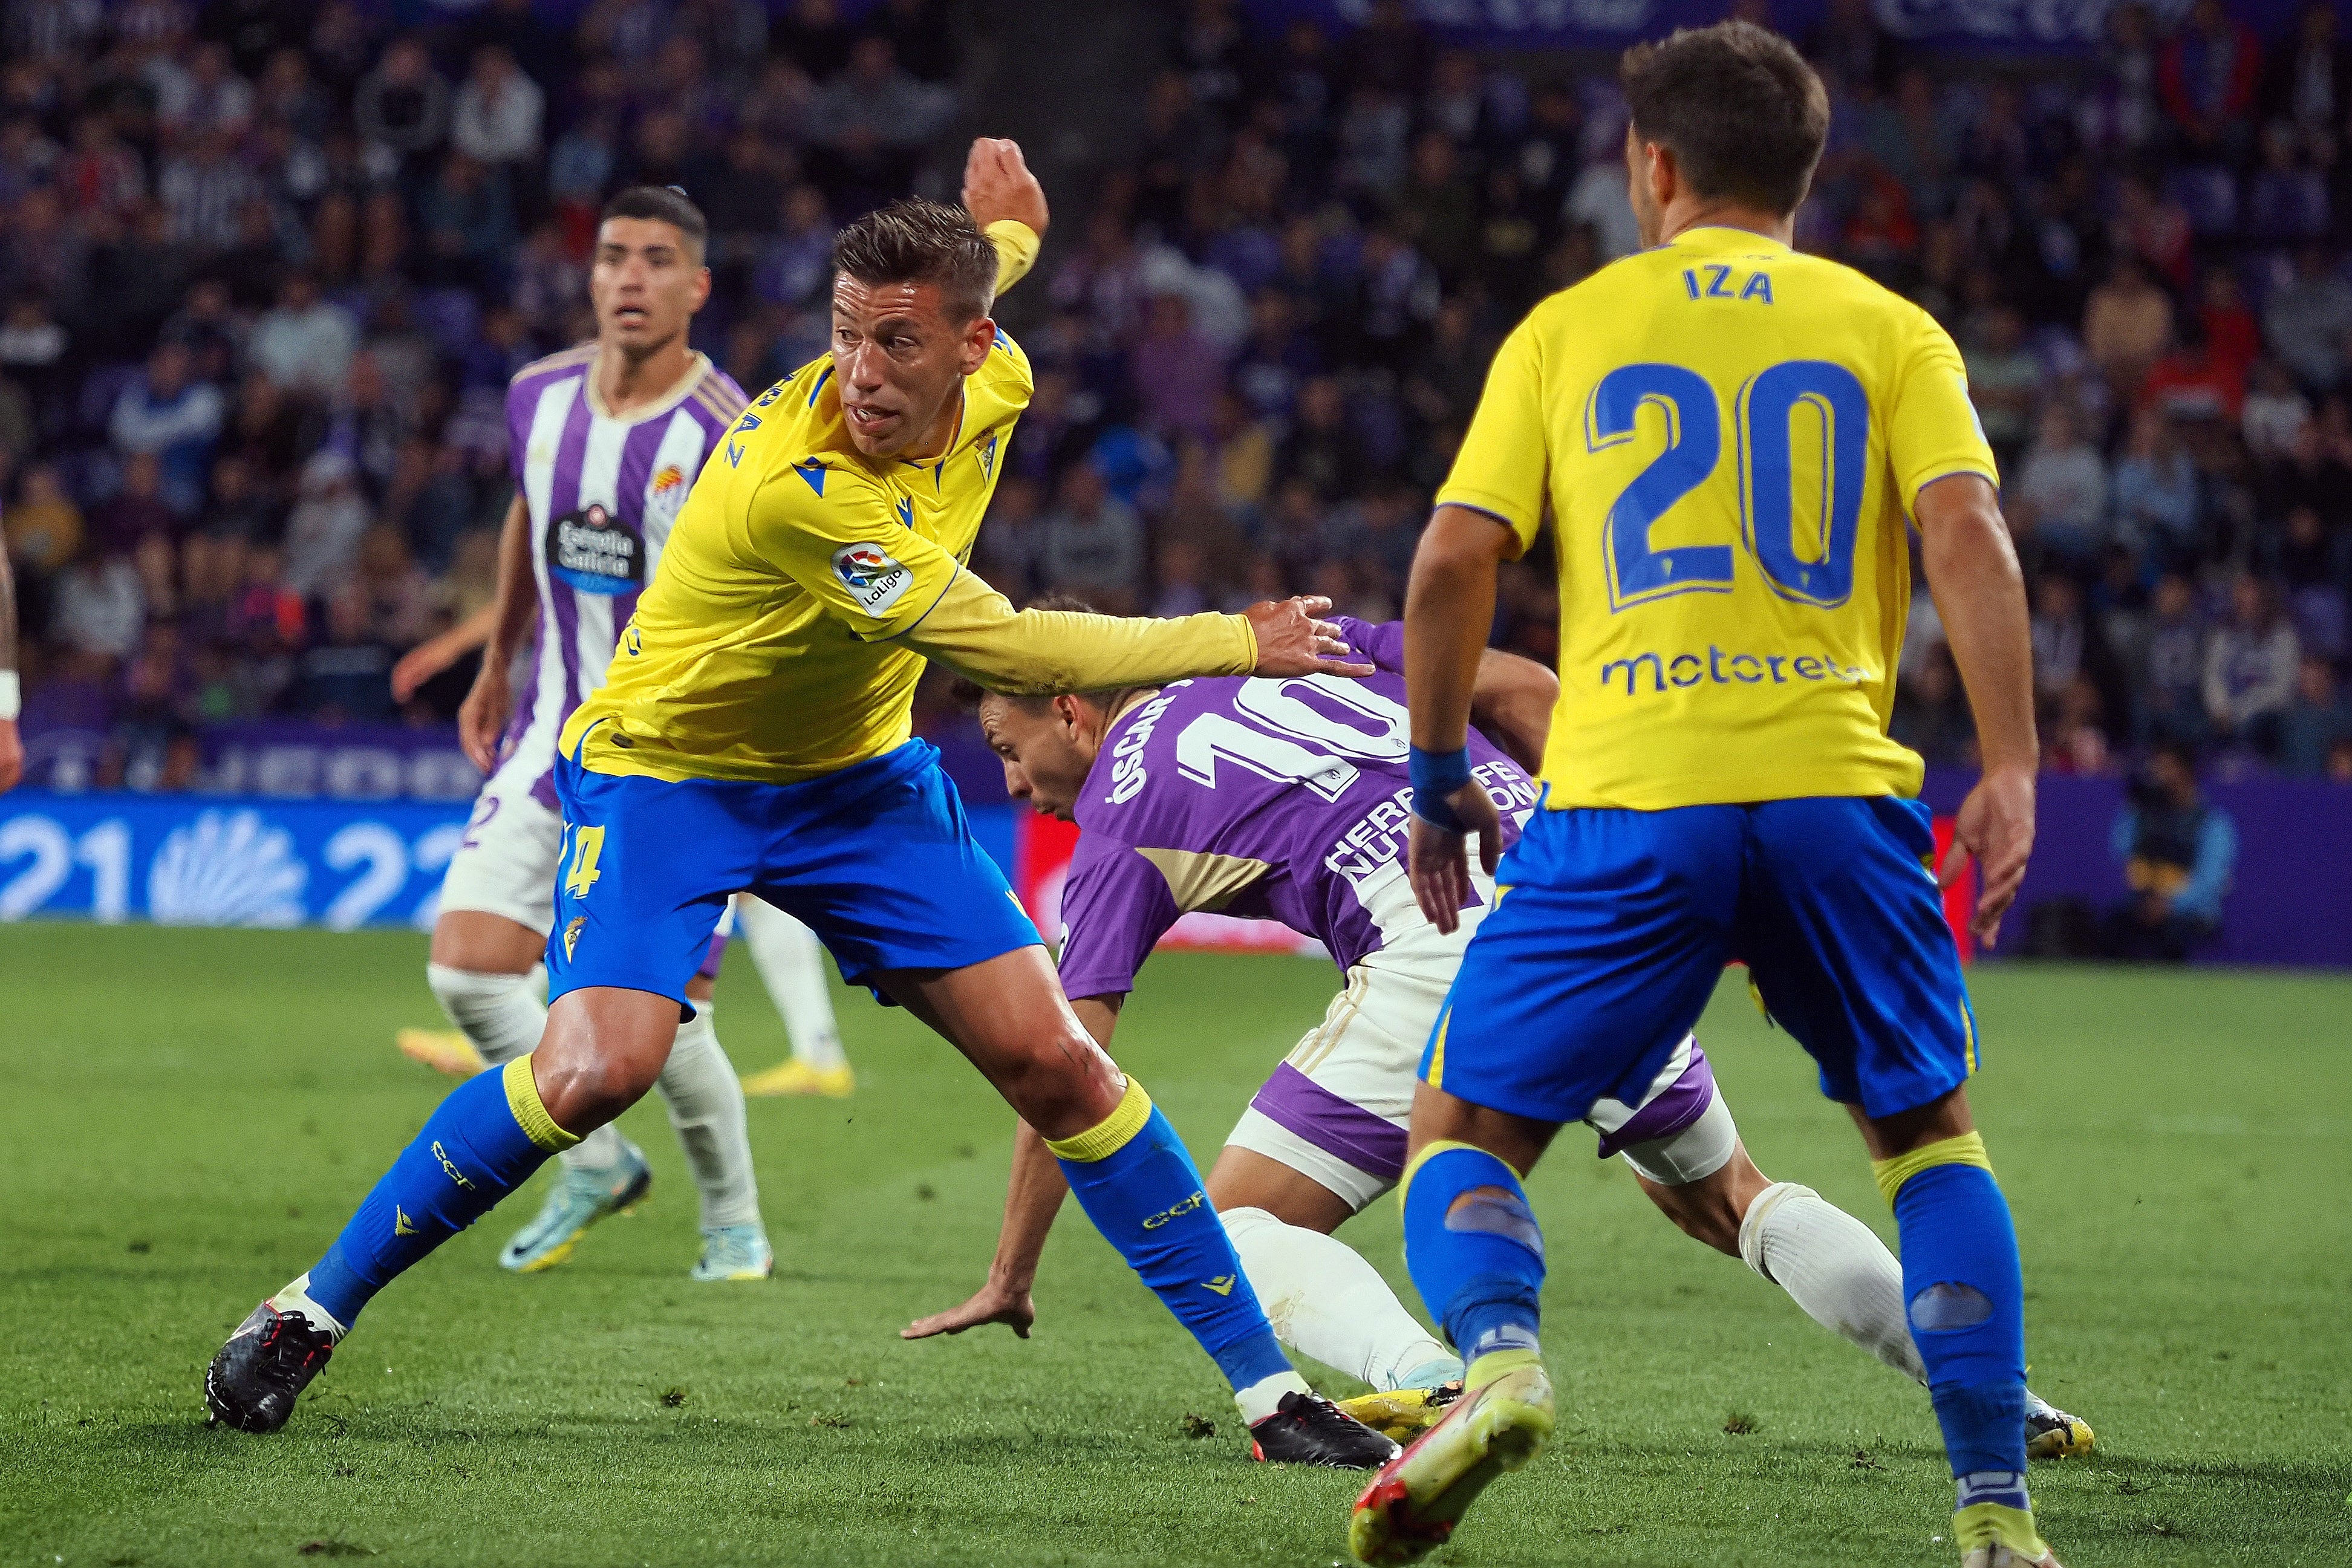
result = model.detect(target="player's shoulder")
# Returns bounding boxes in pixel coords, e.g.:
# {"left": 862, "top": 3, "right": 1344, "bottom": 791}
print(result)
{"left": 688, "top": 358, "right": 751, "bottom": 428}
{"left": 506, "top": 342, "right": 596, "bottom": 406}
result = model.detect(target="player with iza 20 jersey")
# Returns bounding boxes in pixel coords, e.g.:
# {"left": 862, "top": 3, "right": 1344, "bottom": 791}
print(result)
{"left": 914, "top": 613, "right": 2083, "bottom": 1463}
{"left": 1355, "top": 23, "right": 2061, "bottom": 1568}
{"left": 208, "top": 141, "right": 1399, "bottom": 1470}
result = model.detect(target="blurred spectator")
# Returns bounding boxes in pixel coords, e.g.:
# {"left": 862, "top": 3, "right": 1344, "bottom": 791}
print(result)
{"left": 2204, "top": 573, "right": 2302, "bottom": 756}
{"left": 2281, "top": 652, "right": 2352, "bottom": 775}
{"left": 99, "top": 647, "right": 199, "bottom": 791}
{"left": 90, "top": 453, "right": 177, "bottom": 556}
{"left": 2262, "top": 244, "right": 2352, "bottom": 390}
{"left": 281, "top": 450, "right": 370, "bottom": 599}
{"left": 50, "top": 542, "right": 145, "bottom": 662}
{"left": 2110, "top": 407, "right": 2199, "bottom": 563}
{"left": 2013, "top": 405, "right": 2110, "bottom": 563}
{"left": 1891, "top": 642, "right": 1975, "bottom": 766}
{"left": 1131, "top": 292, "right": 1226, "bottom": 441}
{"left": 291, "top": 584, "right": 397, "bottom": 721}
{"left": 1037, "top": 462, "right": 1145, "bottom": 614}
{"left": 1964, "top": 305, "right": 2040, "bottom": 470}
{"left": 6, "top": 462, "right": 83, "bottom": 575}
{"left": 109, "top": 342, "right": 223, "bottom": 516}
{"left": 2241, "top": 358, "right": 2312, "bottom": 458}
{"left": 2081, "top": 256, "right": 2172, "bottom": 394}
{"left": 247, "top": 273, "right": 358, "bottom": 399}
{"left": 2105, "top": 741, "right": 2236, "bottom": 961}
{"left": 451, "top": 46, "right": 544, "bottom": 171}
{"left": 354, "top": 37, "right": 452, "bottom": 169}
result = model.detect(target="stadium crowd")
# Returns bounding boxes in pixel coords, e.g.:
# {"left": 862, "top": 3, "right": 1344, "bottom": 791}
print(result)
{"left": 6, "top": 0, "right": 2352, "bottom": 790}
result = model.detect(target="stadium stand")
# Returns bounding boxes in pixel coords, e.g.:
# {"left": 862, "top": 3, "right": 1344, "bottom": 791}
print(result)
{"left": 5, "top": 0, "right": 2352, "bottom": 790}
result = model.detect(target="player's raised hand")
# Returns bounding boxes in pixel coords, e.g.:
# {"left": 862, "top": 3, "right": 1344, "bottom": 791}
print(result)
{"left": 457, "top": 659, "right": 515, "bottom": 775}
{"left": 1243, "top": 595, "right": 1376, "bottom": 678}
{"left": 901, "top": 1277, "right": 1037, "bottom": 1341}
{"left": 962, "top": 137, "right": 1049, "bottom": 238}
{"left": 1943, "top": 762, "right": 2036, "bottom": 948}
{"left": 1409, "top": 783, "right": 1503, "bottom": 934}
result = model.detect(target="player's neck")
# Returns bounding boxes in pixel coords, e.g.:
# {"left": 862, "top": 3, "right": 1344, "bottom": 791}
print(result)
{"left": 1657, "top": 203, "right": 1795, "bottom": 249}
{"left": 904, "top": 383, "right": 967, "bottom": 461}
{"left": 594, "top": 337, "right": 697, "bottom": 418}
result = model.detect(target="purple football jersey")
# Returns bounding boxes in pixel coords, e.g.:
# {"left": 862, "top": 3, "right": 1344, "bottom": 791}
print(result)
{"left": 1055, "top": 617, "right": 1540, "bottom": 1000}
{"left": 497, "top": 347, "right": 746, "bottom": 808}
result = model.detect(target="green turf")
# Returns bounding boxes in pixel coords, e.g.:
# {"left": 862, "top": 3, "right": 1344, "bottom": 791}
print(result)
{"left": 1, "top": 926, "right": 2347, "bottom": 1567}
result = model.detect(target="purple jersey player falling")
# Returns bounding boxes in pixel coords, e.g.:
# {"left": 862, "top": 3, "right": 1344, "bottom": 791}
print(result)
{"left": 498, "top": 345, "right": 746, "bottom": 809}
{"left": 1055, "top": 617, "right": 1540, "bottom": 1002}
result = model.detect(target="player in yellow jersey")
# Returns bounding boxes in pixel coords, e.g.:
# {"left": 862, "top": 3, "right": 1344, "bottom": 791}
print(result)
{"left": 1349, "top": 26, "right": 2064, "bottom": 1568}
{"left": 207, "top": 138, "right": 1401, "bottom": 1469}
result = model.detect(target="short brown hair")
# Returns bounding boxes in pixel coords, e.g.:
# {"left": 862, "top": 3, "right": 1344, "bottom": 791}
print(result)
{"left": 1620, "top": 21, "right": 1828, "bottom": 217}
{"left": 601, "top": 185, "right": 709, "bottom": 259}
{"left": 833, "top": 197, "right": 1001, "bottom": 323}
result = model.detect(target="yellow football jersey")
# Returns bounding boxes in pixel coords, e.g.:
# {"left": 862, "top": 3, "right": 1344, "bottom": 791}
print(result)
{"left": 1438, "top": 224, "right": 1998, "bottom": 811}
{"left": 561, "top": 225, "right": 1259, "bottom": 785}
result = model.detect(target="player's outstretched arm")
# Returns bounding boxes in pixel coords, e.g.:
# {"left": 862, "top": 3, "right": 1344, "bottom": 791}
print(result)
{"left": 1404, "top": 505, "right": 1516, "bottom": 932}
{"left": 901, "top": 996, "right": 1124, "bottom": 1341}
{"left": 897, "top": 570, "right": 1373, "bottom": 691}
{"left": 391, "top": 600, "right": 498, "bottom": 704}
{"left": 1470, "top": 646, "right": 1559, "bottom": 776}
{"left": 1915, "top": 473, "right": 2037, "bottom": 946}
{"left": 456, "top": 493, "right": 538, "bottom": 772}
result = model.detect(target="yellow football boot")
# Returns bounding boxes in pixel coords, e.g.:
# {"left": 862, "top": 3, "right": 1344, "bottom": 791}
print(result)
{"left": 396, "top": 1028, "right": 487, "bottom": 1078}
{"left": 1349, "top": 1359, "right": 1552, "bottom": 1564}
{"left": 1337, "top": 1381, "right": 1463, "bottom": 1443}
{"left": 2024, "top": 1407, "right": 2095, "bottom": 1461}
{"left": 741, "top": 1058, "right": 855, "bottom": 1098}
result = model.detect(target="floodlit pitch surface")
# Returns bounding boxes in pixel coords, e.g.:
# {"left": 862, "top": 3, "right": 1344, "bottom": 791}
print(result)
{"left": 2, "top": 925, "right": 2346, "bottom": 1567}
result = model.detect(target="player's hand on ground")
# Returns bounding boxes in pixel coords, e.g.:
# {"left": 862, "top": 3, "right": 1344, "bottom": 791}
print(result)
{"left": 1409, "top": 783, "right": 1503, "bottom": 934}
{"left": 901, "top": 1277, "right": 1037, "bottom": 1341}
{"left": 457, "top": 662, "right": 515, "bottom": 775}
{"left": 1243, "top": 595, "right": 1376, "bottom": 678}
{"left": 0, "top": 718, "right": 21, "bottom": 793}
{"left": 1944, "top": 763, "right": 2035, "bottom": 948}
{"left": 962, "top": 137, "right": 1049, "bottom": 237}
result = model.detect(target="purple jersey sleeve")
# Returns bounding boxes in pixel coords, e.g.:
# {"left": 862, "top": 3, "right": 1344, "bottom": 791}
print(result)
{"left": 1055, "top": 832, "right": 1182, "bottom": 1000}
{"left": 1331, "top": 616, "right": 1405, "bottom": 674}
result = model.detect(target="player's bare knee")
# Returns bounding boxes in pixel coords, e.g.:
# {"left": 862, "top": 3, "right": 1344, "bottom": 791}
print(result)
{"left": 532, "top": 1012, "right": 665, "bottom": 1131}
{"left": 998, "top": 1033, "right": 1121, "bottom": 1140}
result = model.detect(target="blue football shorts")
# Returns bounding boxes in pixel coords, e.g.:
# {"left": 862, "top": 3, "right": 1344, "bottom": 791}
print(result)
{"left": 545, "top": 734, "right": 1041, "bottom": 1010}
{"left": 1423, "top": 793, "right": 1979, "bottom": 1123}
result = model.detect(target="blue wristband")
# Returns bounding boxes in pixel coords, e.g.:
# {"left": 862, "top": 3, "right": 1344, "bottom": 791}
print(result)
{"left": 1409, "top": 746, "right": 1474, "bottom": 833}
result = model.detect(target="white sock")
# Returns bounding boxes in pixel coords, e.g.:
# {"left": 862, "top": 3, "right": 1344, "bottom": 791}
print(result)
{"left": 423, "top": 963, "right": 631, "bottom": 1173}
{"left": 734, "top": 897, "right": 846, "bottom": 1071}
{"left": 1233, "top": 1368, "right": 1313, "bottom": 1425}
{"left": 425, "top": 963, "right": 544, "bottom": 1067}
{"left": 267, "top": 1272, "right": 348, "bottom": 1341}
{"left": 1739, "top": 1182, "right": 1927, "bottom": 1382}
{"left": 654, "top": 1001, "right": 762, "bottom": 1229}
{"left": 1221, "top": 1206, "right": 1461, "bottom": 1391}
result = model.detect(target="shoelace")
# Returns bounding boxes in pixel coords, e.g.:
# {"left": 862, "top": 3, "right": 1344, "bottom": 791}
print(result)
{"left": 255, "top": 1313, "right": 329, "bottom": 1387}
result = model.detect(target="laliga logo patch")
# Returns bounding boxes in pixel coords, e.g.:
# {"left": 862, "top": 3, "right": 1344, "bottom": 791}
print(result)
{"left": 831, "top": 541, "right": 914, "bottom": 615}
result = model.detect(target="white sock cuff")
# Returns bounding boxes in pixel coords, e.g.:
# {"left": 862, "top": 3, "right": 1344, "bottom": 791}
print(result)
{"left": 426, "top": 963, "right": 534, "bottom": 999}
{"left": 1233, "top": 1369, "right": 1312, "bottom": 1425}
{"left": 1219, "top": 1205, "right": 1278, "bottom": 1239}
{"left": 1737, "top": 1181, "right": 1813, "bottom": 1281}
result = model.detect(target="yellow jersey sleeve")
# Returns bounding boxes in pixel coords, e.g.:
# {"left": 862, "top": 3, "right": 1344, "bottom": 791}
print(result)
{"left": 1886, "top": 309, "right": 2001, "bottom": 510}
{"left": 742, "top": 460, "right": 965, "bottom": 642}
{"left": 1436, "top": 318, "right": 1549, "bottom": 557}
{"left": 899, "top": 571, "right": 1258, "bottom": 692}
{"left": 986, "top": 220, "right": 1041, "bottom": 296}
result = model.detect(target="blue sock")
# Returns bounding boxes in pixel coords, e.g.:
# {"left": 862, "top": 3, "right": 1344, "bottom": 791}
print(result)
{"left": 1401, "top": 1142, "right": 1545, "bottom": 1376}
{"left": 1878, "top": 1136, "right": 2029, "bottom": 1483}
{"left": 299, "top": 1059, "right": 578, "bottom": 1329}
{"left": 1047, "top": 1081, "right": 1293, "bottom": 1396}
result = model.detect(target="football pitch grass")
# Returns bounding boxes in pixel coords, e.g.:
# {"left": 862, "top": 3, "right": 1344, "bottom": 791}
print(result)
{"left": 2, "top": 926, "right": 2347, "bottom": 1567}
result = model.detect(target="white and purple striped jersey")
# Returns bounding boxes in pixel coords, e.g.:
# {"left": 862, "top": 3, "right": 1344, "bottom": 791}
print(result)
{"left": 498, "top": 346, "right": 747, "bottom": 808}
{"left": 1055, "top": 617, "right": 1542, "bottom": 1001}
